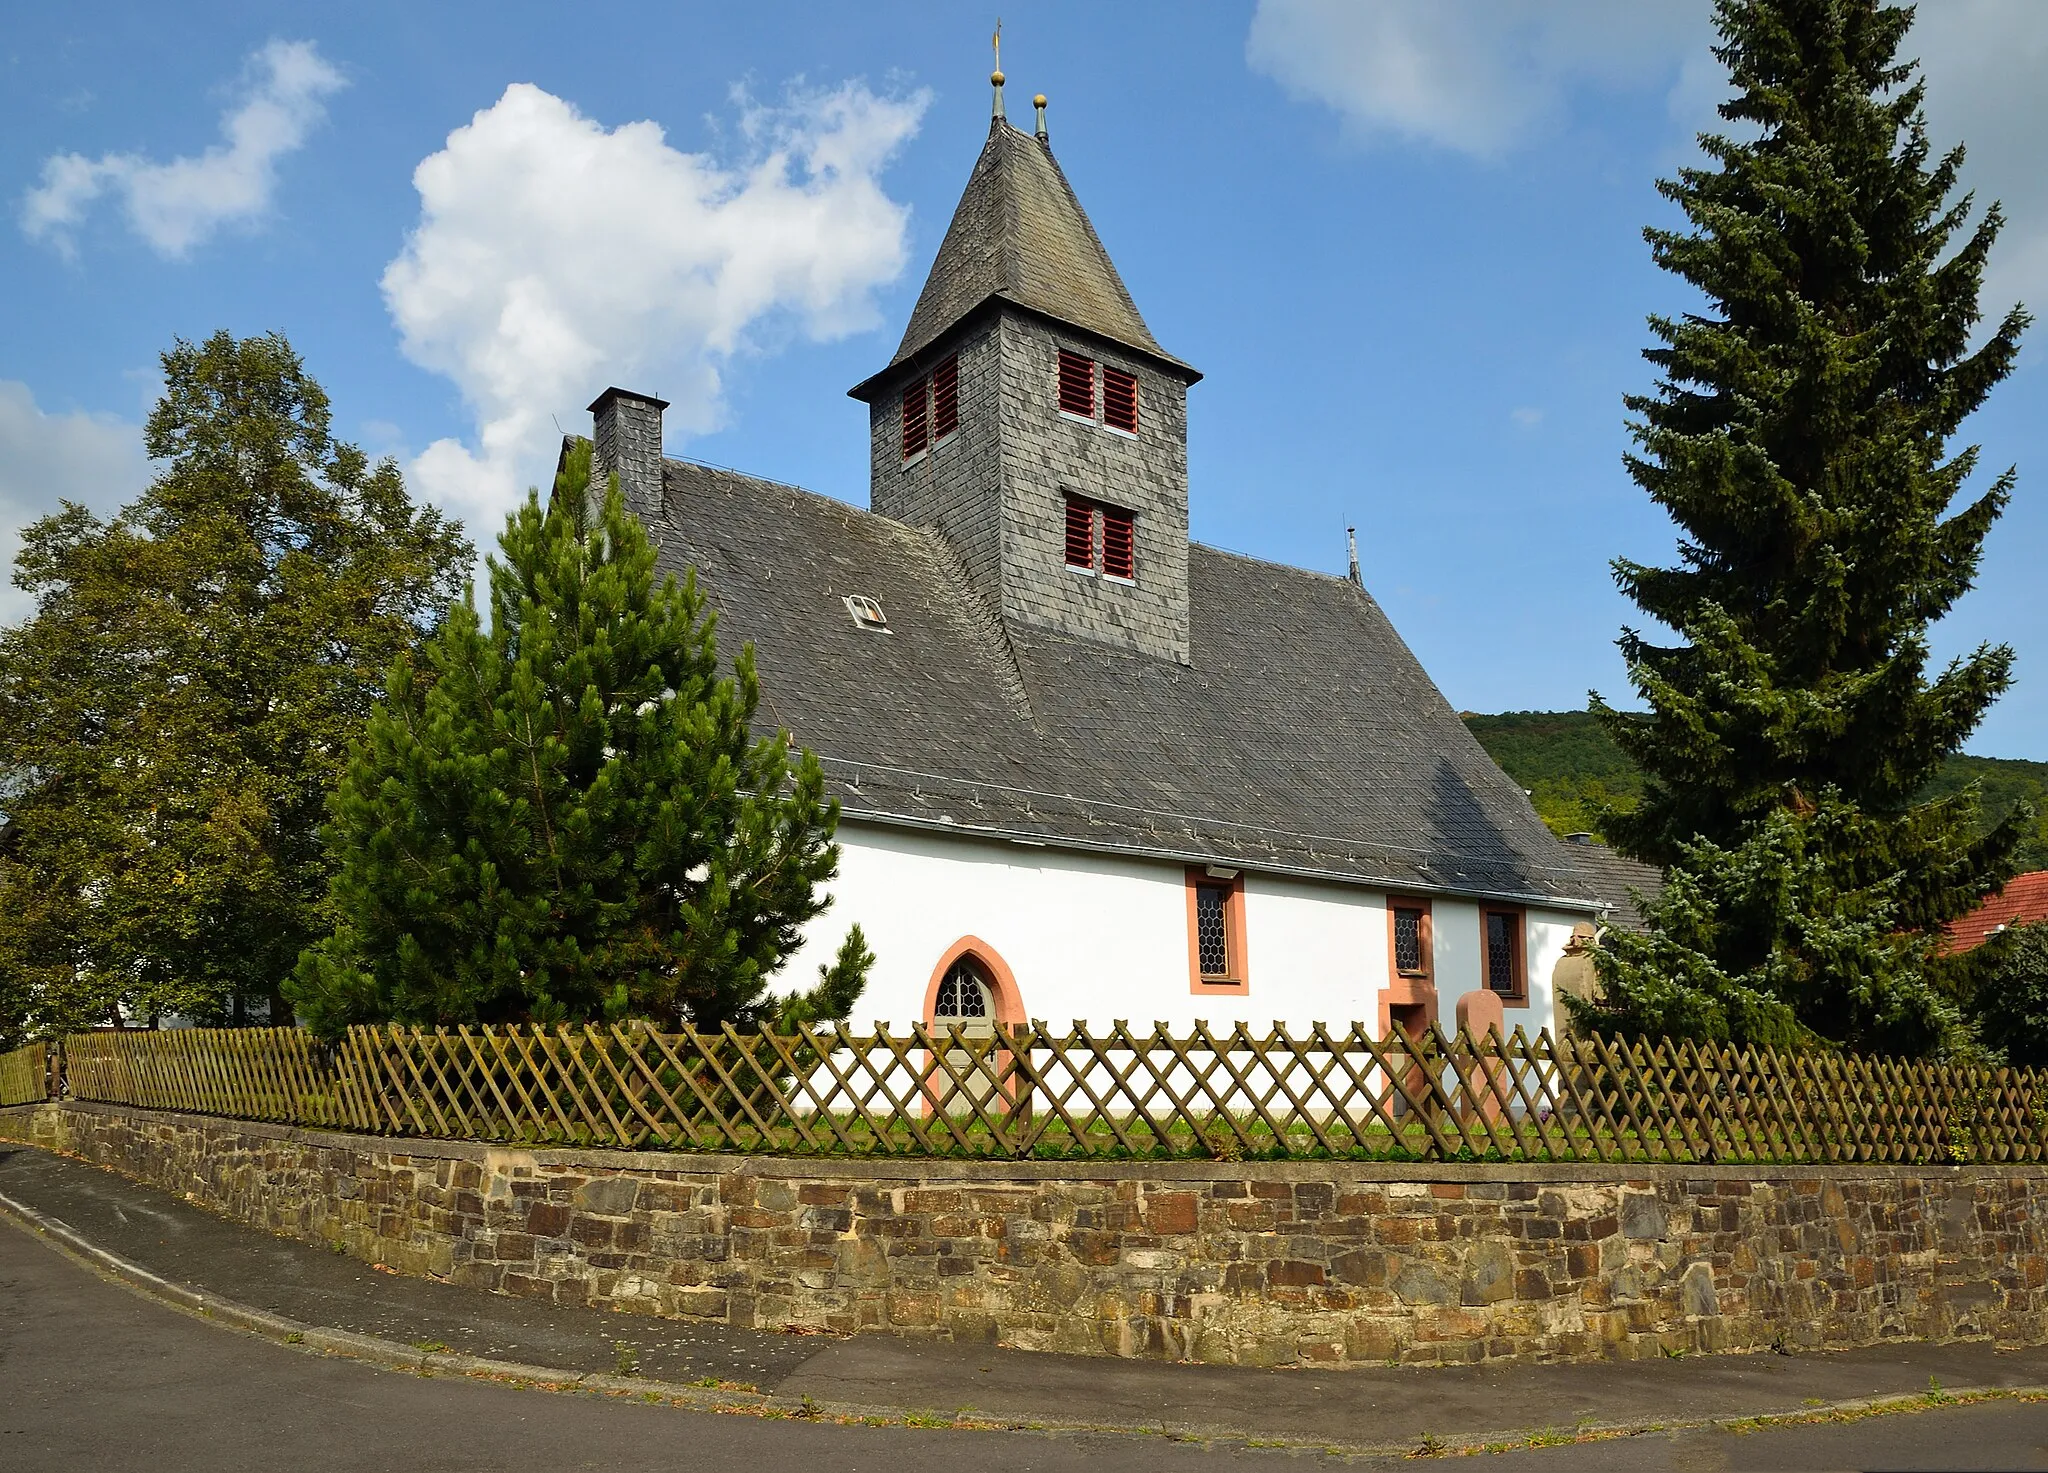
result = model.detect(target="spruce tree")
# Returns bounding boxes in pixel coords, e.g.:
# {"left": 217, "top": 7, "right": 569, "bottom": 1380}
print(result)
{"left": 0, "top": 332, "right": 469, "bottom": 1039}
{"left": 1580, "top": 0, "right": 2029, "bottom": 1054}
{"left": 289, "top": 443, "right": 869, "bottom": 1037}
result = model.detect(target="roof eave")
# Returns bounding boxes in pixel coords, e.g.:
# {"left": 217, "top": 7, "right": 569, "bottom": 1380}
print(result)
{"left": 835, "top": 807, "right": 1606, "bottom": 915}
{"left": 849, "top": 294, "right": 1202, "bottom": 404}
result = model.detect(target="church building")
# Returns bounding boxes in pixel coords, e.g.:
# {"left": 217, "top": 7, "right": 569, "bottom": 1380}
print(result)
{"left": 566, "top": 76, "right": 1607, "bottom": 1041}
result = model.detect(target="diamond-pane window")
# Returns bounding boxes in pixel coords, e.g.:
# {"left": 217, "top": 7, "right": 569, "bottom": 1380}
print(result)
{"left": 935, "top": 961, "right": 990, "bottom": 1019}
{"left": 1485, "top": 910, "right": 1521, "bottom": 997}
{"left": 1057, "top": 350, "right": 1095, "bottom": 417}
{"left": 1195, "top": 884, "right": 1230, "bottom": 977}
{"left": 1393, "top": 907, "right": 1425, "bottom": 975}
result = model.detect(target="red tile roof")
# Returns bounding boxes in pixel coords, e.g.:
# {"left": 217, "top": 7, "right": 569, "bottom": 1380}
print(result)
{"left": 1945, "top": 871, "right": 2048, "bottom": 953}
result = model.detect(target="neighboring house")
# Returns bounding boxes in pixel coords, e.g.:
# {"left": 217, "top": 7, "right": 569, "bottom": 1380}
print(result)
{"left": 561, "top": 80, "right": 1606, "bottom": 1039}
{"left": 1945, "top": 872, "right": 2048, "bottom": 954}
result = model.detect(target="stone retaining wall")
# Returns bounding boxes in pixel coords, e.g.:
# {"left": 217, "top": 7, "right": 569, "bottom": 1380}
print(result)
{"left": 5, "top": 1100, "right": 2045, "bottom": 1368}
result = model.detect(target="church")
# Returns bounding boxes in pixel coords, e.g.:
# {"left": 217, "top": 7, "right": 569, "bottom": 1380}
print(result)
{"left": 564, "top": 75, "right": 1608, "bottom": 1042}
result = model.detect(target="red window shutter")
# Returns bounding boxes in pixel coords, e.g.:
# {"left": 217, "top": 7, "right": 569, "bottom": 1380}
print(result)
{"left": 1057, "top": 350, "right": 1094, "bottom": 417}
{"left": 931, "top": 356, "right": 959, "bottom": 440}
{"left": 1101, "top": 505, "right": 1135, "bottom": 579}
{"left": 1064, "top": 495, "right": 1096, "bottom": 569}
{"left": 901, "top": 377, "right": 929, "bottom": 459}
{"left": 1102, "top": 367, "right": 1138, "bottom": 433}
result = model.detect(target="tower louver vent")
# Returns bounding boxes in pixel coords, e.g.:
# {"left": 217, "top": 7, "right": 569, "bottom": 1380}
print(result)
{"left": 1102, "top": 366, "right": 1137, "bottom": 433}
{"left": 1057, "top": 350, "right": 1094, "bottom": 417}
{"left": 932, "top": 355, "right": 959, "bottom": 440}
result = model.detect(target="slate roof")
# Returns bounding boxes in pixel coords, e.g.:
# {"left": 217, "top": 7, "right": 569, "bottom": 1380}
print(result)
{"left": 645, "top": 458, "right": 1603, "bottom": 910}
{"left": 866, "top": 120, "right": 1196, "bottom": 386}
{"left": 1945, "top": 871, "right": 2048, "bottom": 953}
{"left": 1560, "top": 841, "right": 1665, "bottom": 935}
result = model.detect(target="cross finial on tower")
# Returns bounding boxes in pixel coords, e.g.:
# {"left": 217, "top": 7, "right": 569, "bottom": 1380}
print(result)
{"left": 991, "top": 20, "right": 1005, "bottom": 121}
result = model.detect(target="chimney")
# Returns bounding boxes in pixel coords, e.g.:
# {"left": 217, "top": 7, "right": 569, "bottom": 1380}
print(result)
{"left": 587, "top": 387, "right": 669, "bottom": 526}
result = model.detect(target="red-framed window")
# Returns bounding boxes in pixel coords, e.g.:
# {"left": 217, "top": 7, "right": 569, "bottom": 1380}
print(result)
{"left": 1389, "top": 897, "right": 1433, "bottom": 981}
{"left": 1064, "top": 495, "right": 1095, "bottom": 569}
{"left": 1101, "top": 505, "right": 1135, "bottom": 579}
{"left": 931, "top": 355, "right": 959, "bottom": 440}
{"left": 1481, "top": 906, "right": 1526, "bottom": 1003}
{"left": 1102, "top": 366, "right": 1138, "bottom": 433}
{"left": 901, "top": 376, "right": 928, "bottom": 460}
{"left": 1057, "top": 350, "right": 1095, "bottom": 417}
{"left": 1186, "top": 868, "right": 1249, "bottom": 994}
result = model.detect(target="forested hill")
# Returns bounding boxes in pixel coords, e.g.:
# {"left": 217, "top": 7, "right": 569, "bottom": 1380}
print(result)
{"left": 1463, "top": 710, "right": 2048, "bottom": 870}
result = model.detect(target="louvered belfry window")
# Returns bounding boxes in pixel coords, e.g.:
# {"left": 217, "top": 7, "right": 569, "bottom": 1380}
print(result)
{"left": 1057, "top": 350, "right": 1095, "bottom": 417}
{"left": 901, "top": 376, "right": 929, "bottom": 460}
{"left": 1101, "top": 505, "right": 1135, "bottom": 579}
{"left": 1102, "top": 366, "right": 1138, "bottom": 433}
{"left": 1064, "top": 494, "right": 1096, "bottom": 569}
{"left": 931, "top": 355, "right": 959, "bottom": 440}
{"left": 1195, "top": 883, "right": 1231, "bottom": 978}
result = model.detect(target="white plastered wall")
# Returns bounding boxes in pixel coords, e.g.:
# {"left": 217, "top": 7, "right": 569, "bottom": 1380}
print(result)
{"left": 783, "top": 820, "right": 1590, "bottom": 1037}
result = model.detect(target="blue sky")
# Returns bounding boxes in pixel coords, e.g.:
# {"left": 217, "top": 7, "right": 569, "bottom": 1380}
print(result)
{"left": 4, "top": 2, "right": 2044, "bottom": 757}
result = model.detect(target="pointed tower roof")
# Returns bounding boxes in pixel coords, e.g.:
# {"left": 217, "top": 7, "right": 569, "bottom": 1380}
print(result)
{"left": 855, "top": 118, "right": 1197, "bottom": 397}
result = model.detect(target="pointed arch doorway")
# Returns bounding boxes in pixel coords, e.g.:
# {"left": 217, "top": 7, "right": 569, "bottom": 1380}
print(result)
{"left": 920, "top": 937, "right": 1026, "bottom": 1116}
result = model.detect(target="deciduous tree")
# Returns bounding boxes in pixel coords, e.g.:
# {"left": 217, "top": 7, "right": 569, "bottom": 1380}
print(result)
{"left": 0, "top": 332, "right": 470, "bottom": 1043}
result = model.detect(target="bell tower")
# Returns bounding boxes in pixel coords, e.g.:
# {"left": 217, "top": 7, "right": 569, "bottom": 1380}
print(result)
{"left": 850, "top": 69, "right": 1201, "bottom": 664}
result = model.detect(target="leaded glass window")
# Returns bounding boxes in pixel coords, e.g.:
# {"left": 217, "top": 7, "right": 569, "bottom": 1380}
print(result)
{"left": 1485, "top": 911, "right": 1519, "bottom": 995}
{"left": 935, "top": 961, "right": 991, "bottom": 1019}
{"left": 1195, "top": 884, "right": 1230, "bottom": 977}
{"left": 1393, "top": 907, "right": 1425, "bottom": 975}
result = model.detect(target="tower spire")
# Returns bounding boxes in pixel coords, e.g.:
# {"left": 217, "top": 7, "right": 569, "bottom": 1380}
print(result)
{"left": 991, "top": 20, "right": 1005, "bottom": 122}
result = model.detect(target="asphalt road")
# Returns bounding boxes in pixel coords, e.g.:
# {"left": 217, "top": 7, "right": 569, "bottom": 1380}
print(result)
{"left": 7, "top": 1221, "right": 2048, "bottom": 1472}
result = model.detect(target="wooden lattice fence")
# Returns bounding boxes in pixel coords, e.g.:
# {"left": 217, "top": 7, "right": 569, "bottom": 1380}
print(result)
{"left": 53, "top": 1022, "right": 2048, "bottom": 1165}
{"left": 0, "top": 1042, "right": 47, "bottom": 1107}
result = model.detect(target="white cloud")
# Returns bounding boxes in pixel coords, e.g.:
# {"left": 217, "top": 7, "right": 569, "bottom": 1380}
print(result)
{"left": 382, "top": 80, "right": 929, "bottom": 541}
{"left": 1246, "top": 0, "right": 2048, "bottom": 311}
{"left": 21, "top": 39, "right": 344, "bottom": 259}
{"left": 0, "top": 383, "right": 150, "bottom": 627}
{"left": 1907, "top": 2, "right": 2048, "bottom": 321}
{"left": 1246, "top": 0, "right": 1708, "bottom": 159}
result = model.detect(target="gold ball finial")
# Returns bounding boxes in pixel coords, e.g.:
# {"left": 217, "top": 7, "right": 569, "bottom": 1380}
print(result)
{"left": 991, "top": 69, "right": 1005, "bottom": 86}
{"left": 1033, "top": 93, "right": 1046, "bottom": 107}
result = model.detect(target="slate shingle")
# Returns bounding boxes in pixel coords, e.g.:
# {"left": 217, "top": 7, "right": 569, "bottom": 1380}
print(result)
{"left": 654, "top": 459, "right": 1603, "bottom": 909}
{"left": 874, "top": 120, "right": 1196, "bottom": 382}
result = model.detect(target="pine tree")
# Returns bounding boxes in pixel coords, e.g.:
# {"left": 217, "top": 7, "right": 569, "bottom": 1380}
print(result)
{"left": 0, "top": 333, "right": 470, "bottom": 1040}
{"left": 1581, "top": 0, "right": 2030, "bottom": 1054}
{"left": 288, "top": 443, "right": 869, "bottom": 1037}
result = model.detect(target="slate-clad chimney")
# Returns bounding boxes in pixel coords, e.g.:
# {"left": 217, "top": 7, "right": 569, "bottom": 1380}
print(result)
{"left": 588, "top": 387, "right": 669, "bottom": 525}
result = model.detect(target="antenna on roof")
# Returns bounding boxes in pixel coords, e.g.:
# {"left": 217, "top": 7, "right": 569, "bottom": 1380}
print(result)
{"left": 991, "top": 20, "right": 1006, "bottom": 122}
{"left": 1346, "top": 526, "right": 1362, "bottom": 586}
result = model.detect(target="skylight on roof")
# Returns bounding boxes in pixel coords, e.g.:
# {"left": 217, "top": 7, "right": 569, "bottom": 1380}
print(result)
{"left": 843, "top": 594, "right": 890, "bottom": 633}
